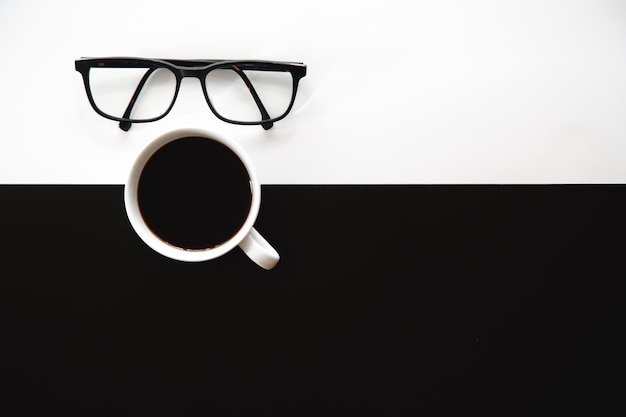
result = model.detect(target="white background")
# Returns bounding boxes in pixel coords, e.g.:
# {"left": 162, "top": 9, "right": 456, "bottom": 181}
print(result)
{"left": 1, "top": 0, "right": 625, "bottom": 184}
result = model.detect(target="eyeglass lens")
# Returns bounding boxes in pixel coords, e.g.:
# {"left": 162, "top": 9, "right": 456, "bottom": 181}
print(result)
{"left": 204, "top": 67, "right": 293, "bottom": 123}
{"left": 90, "top": 66, "right": 177, "bottom": 121}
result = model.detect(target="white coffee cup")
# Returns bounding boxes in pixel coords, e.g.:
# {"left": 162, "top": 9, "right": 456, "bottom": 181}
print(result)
{"left": 124, "top": 128, "right": 279, "bottom": 269}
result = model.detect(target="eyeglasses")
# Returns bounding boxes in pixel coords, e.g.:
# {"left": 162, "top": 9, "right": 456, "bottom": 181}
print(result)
{"left": 75, "top": 57, "right": 307, "bottom": 131}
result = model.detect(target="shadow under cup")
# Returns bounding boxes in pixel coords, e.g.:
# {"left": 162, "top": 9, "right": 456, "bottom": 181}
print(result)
{"left": 136, "top": 136, "right": 253, "bottom": 251}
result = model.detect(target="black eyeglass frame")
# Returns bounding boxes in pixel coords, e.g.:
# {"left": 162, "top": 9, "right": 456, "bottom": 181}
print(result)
{"left": 75, "top": 57, "right": 307, "bottom": 131}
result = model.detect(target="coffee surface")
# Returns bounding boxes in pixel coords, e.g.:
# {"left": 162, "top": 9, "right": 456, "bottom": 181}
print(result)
{"left": 137, "top": 137, "right": 252, "bottom": 250}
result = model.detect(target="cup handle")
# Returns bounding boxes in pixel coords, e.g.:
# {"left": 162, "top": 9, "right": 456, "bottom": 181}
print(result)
{"left": 238, "top": 227, "right": 280, "bottom": 270}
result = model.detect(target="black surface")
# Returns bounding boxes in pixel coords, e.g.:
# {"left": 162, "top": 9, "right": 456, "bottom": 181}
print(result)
{"left": 0, "top": 185, "right": 624, "bottom": 416}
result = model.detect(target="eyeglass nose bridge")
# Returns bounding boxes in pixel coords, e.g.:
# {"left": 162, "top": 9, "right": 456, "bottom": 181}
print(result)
{"left": 180, "top": 68, "right": 205, "bottom": 78}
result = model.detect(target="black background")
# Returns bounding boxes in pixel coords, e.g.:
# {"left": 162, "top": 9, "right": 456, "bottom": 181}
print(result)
{"left": 1, "top": 185, "right": 624, "bottom": 416}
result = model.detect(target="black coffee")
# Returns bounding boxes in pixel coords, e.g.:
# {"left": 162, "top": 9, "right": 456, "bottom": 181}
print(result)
{"left": 137, "top": 137, "right": 252, "bottom": 250}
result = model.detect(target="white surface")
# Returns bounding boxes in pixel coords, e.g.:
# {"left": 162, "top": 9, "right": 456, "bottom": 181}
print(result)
{"left": 1, "top": 0, "right": 625, "bottom": 184}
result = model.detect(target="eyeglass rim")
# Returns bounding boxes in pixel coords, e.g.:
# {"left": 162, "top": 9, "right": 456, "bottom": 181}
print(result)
{"left": 74, "top": 57, "right": 307, "bottom": 127}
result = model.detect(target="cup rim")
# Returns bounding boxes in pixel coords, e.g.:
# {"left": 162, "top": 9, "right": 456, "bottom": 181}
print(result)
{"left": 124, "top": 127, "right": 261, "bottom": 262}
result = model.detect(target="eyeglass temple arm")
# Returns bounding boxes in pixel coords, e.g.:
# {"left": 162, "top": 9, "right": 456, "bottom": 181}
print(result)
{"left": 232, "top": 66, "right": 273, "bottom": 130}
{"left": 118, "top": 67, "right": 157, "bottom": 131}
{"left": 119, "top": 67, "right": 273, "bottom": 131}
